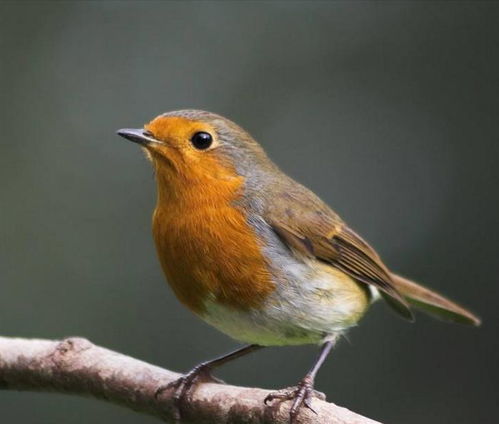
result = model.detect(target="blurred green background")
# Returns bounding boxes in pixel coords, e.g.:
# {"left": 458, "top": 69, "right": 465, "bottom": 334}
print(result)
{"left": 1, "top": 1, "right": 498, "bottom": 423}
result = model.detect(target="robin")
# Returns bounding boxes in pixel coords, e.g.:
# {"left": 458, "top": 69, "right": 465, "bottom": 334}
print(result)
{"left": 117, "top": 110, "right": 480, "bottom": 423}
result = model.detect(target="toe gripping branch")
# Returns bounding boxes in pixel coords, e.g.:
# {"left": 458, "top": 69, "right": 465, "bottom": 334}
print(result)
{"left": 155, "top": 344, "right": 262, "bottom": 421}
{"left": 264, "top": 339, "right": 335, "bottom": 423}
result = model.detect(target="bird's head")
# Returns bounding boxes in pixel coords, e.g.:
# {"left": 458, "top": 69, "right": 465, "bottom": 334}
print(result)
{"left": 117, "top": 110, "right": 273, "bottom": 187}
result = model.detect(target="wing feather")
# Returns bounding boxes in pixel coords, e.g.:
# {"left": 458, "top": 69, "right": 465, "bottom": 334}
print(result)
{"left": 266, "top": 190, "right": 413, "bottom": 320}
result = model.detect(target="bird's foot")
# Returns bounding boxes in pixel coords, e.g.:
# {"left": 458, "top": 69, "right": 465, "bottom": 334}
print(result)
{"left": 155, "top": 363, "right": 224, "bottom": 421}
{"left": 264, "top": 375, "right": 325, "bottom": 423}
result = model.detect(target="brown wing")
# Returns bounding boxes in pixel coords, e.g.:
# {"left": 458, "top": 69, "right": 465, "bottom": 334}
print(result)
{"left": 267, "top": 189, "right": 413, "bottom": 320}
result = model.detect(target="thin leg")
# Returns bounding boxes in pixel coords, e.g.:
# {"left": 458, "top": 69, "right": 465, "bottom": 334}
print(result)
{"left": 199, "top": 344, "right": 262, "bottom": 369}
{"left": 306, "top": 340, "right": 334, "bottom": 381}
{"left": 157, "top": 344, "right": 262, "bottom": 421}
{"left": 265, "top": 340, "right": 335, "bottom": 424}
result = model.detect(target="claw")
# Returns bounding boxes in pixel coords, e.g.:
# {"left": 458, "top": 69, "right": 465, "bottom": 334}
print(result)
{"left": 155, "top": 378, "right": 179, "bottom": 400}
{"left": 264, "top": 377, "right": 323, "bottom": 423}
{"left": 155, "top": 363, "right": 221, "bottom": 422}
{"left": 264, "top": 386, "right": 298, "bottom": 405}
{"left": 303, "top": 396, "right": 318, "bottom": 415}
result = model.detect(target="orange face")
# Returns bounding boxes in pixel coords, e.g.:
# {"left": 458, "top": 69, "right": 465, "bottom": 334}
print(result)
{"left": 143, "top": 115, "right": 231, "bottom": 181}
{"left": 145, "top": 115, "right": 218, "bottom": 151}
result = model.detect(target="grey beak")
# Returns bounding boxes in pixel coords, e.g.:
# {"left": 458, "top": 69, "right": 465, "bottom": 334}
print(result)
{"left": 116, "top": 128, "right": 156, "bottom": 146}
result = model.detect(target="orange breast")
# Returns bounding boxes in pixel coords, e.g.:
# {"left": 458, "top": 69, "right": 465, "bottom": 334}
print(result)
{"left": 152, "top": 161, "right": 274, "bottom": 314}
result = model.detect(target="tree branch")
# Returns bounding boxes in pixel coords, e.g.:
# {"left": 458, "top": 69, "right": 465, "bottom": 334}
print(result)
{"left": 0, "top": 336, "right": 381, "bottom": 424}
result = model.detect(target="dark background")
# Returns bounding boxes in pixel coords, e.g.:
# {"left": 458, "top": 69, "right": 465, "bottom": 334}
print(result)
{"left": 1, "top": 2, "right": 498, "bottom": 423}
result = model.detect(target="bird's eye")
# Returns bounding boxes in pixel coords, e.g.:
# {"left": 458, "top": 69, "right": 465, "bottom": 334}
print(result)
{"left": 190, "top": 132, "right": 213, "bottom": 150}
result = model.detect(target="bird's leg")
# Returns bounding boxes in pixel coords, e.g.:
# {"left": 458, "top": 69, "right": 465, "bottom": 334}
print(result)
{"left": 264, "top": 340, "right": 335, "bottom": 423}
{"left": 156, "top": 344, "right": 262, "bottom": 421}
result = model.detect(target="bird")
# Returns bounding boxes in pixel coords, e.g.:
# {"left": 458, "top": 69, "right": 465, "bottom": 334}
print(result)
{"left": 117, "top": 110, "right": 480, "bottom": 423}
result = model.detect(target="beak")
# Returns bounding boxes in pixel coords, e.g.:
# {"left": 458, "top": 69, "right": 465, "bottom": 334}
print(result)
{"left": 116, "top": 128, "right": 158, "bottom": 146}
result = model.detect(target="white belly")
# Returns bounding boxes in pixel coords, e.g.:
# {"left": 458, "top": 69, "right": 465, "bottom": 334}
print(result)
{"left": 200, "top": 256, "right": 370, "bottom": 346}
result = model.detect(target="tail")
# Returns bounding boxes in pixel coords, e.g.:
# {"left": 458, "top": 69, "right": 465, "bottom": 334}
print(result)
{"left": 390, "top": 273, "right": 481, "bottom": 326}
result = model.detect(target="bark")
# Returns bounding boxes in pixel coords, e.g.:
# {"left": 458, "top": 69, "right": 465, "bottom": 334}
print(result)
{"left": 0, "top": 336, "right": 381, "bottom": 424}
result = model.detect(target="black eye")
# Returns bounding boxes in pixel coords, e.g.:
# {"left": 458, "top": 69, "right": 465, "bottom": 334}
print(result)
{"left": 191, "top": 131, "right": 213, "bottom": 150}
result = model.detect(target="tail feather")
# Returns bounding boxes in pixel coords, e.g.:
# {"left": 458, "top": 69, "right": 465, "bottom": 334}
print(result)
{"left": 390, "top": 273, "right": 481, "bottom": 326}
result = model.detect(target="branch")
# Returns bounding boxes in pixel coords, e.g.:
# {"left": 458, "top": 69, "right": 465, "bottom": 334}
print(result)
{"left": 0, "top": 336, "right": 381, "bottom": 424}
